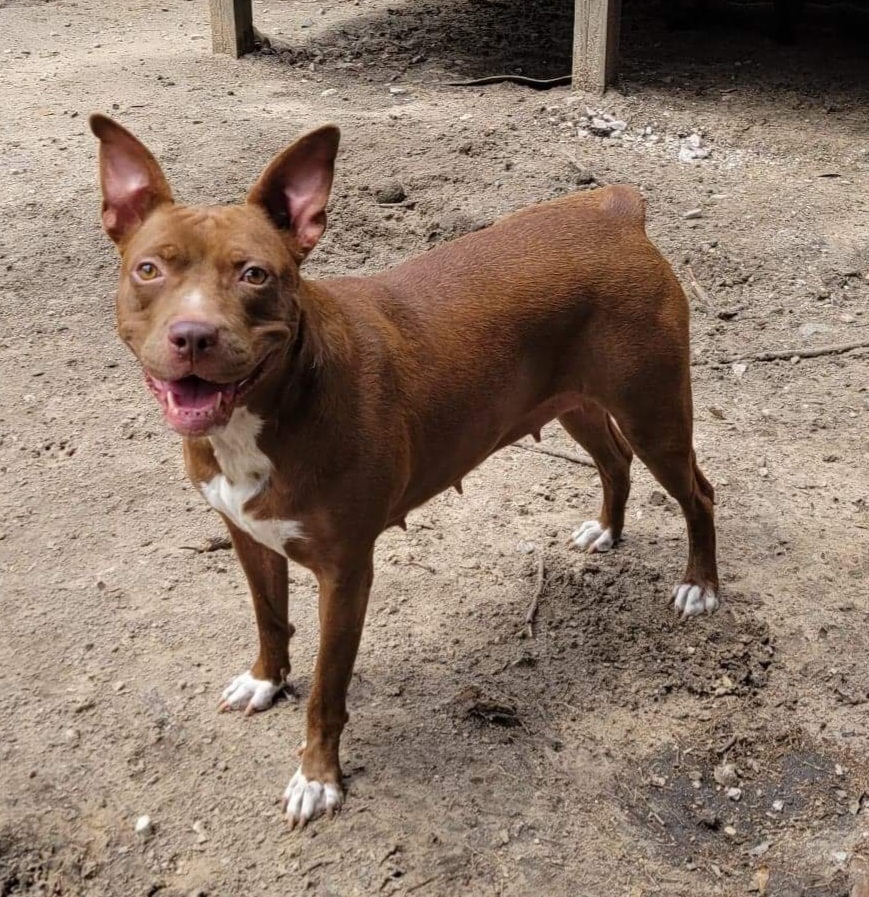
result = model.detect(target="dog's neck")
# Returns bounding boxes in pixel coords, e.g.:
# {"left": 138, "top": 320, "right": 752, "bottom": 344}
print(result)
{"left": 207, "top": 278, "right": 360, "bottom": 486}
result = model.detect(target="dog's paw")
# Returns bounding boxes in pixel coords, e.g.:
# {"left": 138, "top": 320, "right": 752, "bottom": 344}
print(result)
{"left": 673, "top": 583, "right": 719, "bottom": 619}
{"left": 571, "top": 519, "right": 614, "bottom": 553}
{"left": 282, "top": 768, "right": 343, "bottom": 829}
{"left": 218, "top": 671, "right": 286, "bottom": 716}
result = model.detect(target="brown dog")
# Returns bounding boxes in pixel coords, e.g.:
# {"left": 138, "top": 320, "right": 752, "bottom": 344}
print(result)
{"left": 90, "top": 114, "right": 718, "bottom": 827}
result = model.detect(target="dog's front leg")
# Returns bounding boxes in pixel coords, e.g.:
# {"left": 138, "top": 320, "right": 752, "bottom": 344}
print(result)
{"left": 218, "top": 520, "right": 294, "bottom": 715}
{"left": 283, "top": 550, "right": 375, "bottom": 828}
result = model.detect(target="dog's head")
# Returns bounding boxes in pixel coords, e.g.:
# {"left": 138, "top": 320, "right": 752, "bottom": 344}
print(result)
{"left": 90, "top": 114, "right": 340, "bottom": 437}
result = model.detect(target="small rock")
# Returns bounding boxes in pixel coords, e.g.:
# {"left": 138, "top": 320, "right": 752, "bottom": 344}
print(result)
{"left": 135, "top": 815, "right": 154, "bottom": 840}
{"left": 732, "top": 362, "right": 747, "bottom": 378}
{"left": 516, "top": 540, "right": 537, "bottom": 554}
{"left": 679, "top": 134, "right": 711, "bottom": 162}
{"left": 750, "top": 839, "right": 773, "bottom": 858}
{"left": 696, "top": 809, "right": 719, "bottom": 829}
{"left": 772, "top": 799, "right": 784, "bottom": 812}
{"left": 753, "top": 866, "right": 771, "bottom": 896}
{"left": 683, "top": 208, "right": 703, "bottom": 220}
{"left": 320, "top": 88, "right": 338, "bottom": 97}
{"left": 724, "top": 824, "right": 738, "bottom": 837}
{"left": 375, "top": 182, "right": 406, "bottom": 204}
{"left": 64, "top": 728, "right": 80, "bottom": 746}
{"left": 713, "top": 761, "right": 739, "bottom": 787}
{"left": 727, "top": 786, "right": 743, "bottom": 801}
{"left": 588, "top": 117, "right": 624, "bottom": 136}
{"left": 714, "top": 674, "right": 735, "bottom": 695}
{"left": 840, "top": 313, "right": 856, "bottom": 323}
{"left": 388, "top": 86, "right": 408, "bottom": 95}
{"left": 799, "top": 321, "right": 831, "bottom": 338}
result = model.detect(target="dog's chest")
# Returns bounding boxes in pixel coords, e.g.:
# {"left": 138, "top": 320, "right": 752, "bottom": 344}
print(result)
{"left": 200, "top": 407, "right": 303, "bottom": 556}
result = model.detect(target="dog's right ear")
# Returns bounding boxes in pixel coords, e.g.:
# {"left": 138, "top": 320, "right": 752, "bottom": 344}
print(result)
{"left": 89, "top": 114, "right": 174, "bottom": 247}
{"left": 247, "top": 125, "right": 340, "bottom": 260}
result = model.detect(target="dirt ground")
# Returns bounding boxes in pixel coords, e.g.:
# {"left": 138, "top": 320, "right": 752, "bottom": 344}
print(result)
{"left": 1, "top": 0, "right": 868, "bottom": 894}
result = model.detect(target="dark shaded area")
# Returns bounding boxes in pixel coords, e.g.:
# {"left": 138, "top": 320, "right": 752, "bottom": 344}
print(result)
{"left": 619, "top": 730, "right": 866, "bottom": 893}
{"left": 259, "top": 0, "right": 869, "bottom": 103}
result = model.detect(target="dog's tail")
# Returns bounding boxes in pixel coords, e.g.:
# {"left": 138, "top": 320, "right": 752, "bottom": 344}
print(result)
{"left": 600, "top": 185, "right": 646, "bottom": 228}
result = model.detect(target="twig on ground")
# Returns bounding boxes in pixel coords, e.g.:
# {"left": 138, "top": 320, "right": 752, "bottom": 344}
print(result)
{"left": 717, "top": 734, "right": 739, "bottom": 755}
{"left": 712, "top": 340, "right": 869, "bottom": 366}
{"left": 513, "top": 442, "right": 596, "bottom": 468}
{"left": 179, "top": 535, "right": 233, "bottom": 553}
{"left": 685, "top": 265, "right": 715, "bottom": 311}
{"left": 406, "top": 560, "right": 437, "bottom": 574}
{"left": 523, "top": 551, "right": 547, "bottom": 639}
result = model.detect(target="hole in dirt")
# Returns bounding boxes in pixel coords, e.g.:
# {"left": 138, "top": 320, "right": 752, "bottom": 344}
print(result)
{"left": 614, "top": 723, "right": 868, "bottom": 895}
{"left": 528, "top": 554, "right": 774, "bottom": 705}
{"left": 0, "top": 827, "right": 98, "bottom": 896}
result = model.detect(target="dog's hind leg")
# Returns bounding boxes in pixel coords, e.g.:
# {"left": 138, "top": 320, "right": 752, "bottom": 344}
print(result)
{"left": 608, "top": 382, "right": 719, "bottom": 618}
{"left": 559, "top": 399, "right": 634, "bottom": 553}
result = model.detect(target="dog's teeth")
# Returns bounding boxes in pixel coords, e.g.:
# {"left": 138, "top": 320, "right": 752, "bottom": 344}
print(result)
{"left": 214, "top": 391, "right": 222, "bottom": 409}
{"left": 167, "top": 390, "right": 177, "bottom": 411}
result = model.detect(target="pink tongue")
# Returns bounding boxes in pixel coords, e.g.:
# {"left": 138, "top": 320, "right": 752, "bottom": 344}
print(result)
{"left": 170, "top": 377, "right": 223, "bottom": 410}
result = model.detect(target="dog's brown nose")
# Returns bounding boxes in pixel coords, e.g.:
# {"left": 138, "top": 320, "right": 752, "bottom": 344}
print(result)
{"left": 168, "top": 321, "right": 219, "bottom": 360}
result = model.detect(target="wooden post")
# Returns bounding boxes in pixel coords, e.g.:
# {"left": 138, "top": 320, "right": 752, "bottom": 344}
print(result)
{"left": 572, "top": 0, "right": 622, "bottom": 93}
{"left": 209, "top": 0, "right": 254, "bottom": 57}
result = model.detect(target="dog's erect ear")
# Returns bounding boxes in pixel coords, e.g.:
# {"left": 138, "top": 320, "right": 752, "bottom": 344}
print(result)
{"left": 247, "top": 125, "right": 340, "bottom": 259}
{"left": 89, "top": 114, "right": 174, "bottom": 247}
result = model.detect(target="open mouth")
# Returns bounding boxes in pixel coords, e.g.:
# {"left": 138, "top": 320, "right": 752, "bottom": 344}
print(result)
{"left": 145, "top": 358, "right": 270, "bottom": 436}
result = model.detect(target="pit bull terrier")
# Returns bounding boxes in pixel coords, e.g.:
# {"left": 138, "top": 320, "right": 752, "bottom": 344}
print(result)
{"left": 90, "top": 114, "right": 719, "bottom": 827}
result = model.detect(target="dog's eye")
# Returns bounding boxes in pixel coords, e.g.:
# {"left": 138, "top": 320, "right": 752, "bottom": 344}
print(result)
{"left": 135, "top": 262, "right": 160, "bottom": 281}
{"left": 241, "top": 266, "right": 269, "bottom": 286}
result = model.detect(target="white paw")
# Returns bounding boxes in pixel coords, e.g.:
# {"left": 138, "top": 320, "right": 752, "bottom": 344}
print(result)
{"left": 673, "top": 583, "right": 719, "bottom": 618}
{"left": 218, "top": 671, "right": 285, "bottom": 715}
{"left": 571, "top": 520, "right": 614, "bottom": 553}
{"left": 281, "top": 767, "right": 343, "bottom": 828}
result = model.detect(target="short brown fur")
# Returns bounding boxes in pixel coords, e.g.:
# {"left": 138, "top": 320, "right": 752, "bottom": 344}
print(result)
{"left": 91, "top": 115, "right": 719, "bottom": 827}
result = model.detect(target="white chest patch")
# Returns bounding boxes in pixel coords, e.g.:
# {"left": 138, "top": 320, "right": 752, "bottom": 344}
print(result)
{"left": 200, "top": 407, "right": 304, "bottom": 556}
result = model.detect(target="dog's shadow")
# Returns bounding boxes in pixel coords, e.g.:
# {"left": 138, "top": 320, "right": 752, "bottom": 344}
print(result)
{"left": 285, "top": 545, "right": 771, "bottom": 802}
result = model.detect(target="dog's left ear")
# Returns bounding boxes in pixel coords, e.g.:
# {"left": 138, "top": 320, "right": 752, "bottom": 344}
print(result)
{"left": 247, "top": 125, "right": 340, "bottom": 259}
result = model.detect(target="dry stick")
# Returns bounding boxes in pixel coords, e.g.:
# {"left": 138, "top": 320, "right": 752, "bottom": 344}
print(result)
{"left": 717, "top": 340, "right": 869, "bottom": 365}
{"left": 523, "top": 552, "right": 547, "bottom": 639}
{"left": 685, "top": 265, "right": 715, "bottom": 312}
{"left": 179, "top": 535, "right": 233, "bottom": 553}
{"left": 513, "top": 442, "right": 596, "bottom": 468}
